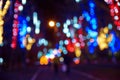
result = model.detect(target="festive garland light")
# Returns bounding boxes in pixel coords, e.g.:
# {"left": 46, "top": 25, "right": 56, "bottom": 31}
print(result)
{"left": 11, "top": 0, "right": 21, "bottom": 49}
{"left": 33, "top": 12, "right": 41, "bottom": 34}
{"left": 25, "top": 34, "right": 35, "bottom": 51}
{"left": 63, "top": 16, "right": 84, "bottom": 54}
{"left": 109, "top": 31, "right": 120, "bottom": 53}
{"left": 83, "top": 0, "right": 98, "bottom": 53}
{"left": 0, "top": 0, "right": 10, "bottom": 46}
{"left": 97, "top": 27, "right": 112, "bottom": 51}
{"left": 18, "top": 16, "right": 27, "bottom": 48}
{"left": 105, "top": 0, "right": 120, "bottom": 30}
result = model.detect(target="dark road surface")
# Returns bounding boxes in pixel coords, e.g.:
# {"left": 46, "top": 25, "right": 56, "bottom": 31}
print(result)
{"left": 0, "top": 64, "right": 120, "bottom": 80}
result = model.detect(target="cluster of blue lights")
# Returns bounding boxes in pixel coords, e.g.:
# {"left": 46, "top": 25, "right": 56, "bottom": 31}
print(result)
{"left": 63, "top": 17, "right": 82, "bottom": 38}
{"left": 18, "top": 16, "right": 27, "bottom": 48}
{"left": 37, "top": 38, "right": 48, "bottom": 47}
{"left": 109, "top": 31, "right": 120, "bottom": 54}
{"left": 82, "top": 0, "right": 98, "bottom": 53}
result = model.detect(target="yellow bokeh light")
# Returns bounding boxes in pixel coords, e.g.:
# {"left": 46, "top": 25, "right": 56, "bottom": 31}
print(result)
{"left": 0, "top": 0, "right": 10, "bottom": 45}
{"left": 40, "top": 55, "right": 48, "bottom": 65}
{"left": 25, "top": 35, "right": 36, "bottom": 51}
{"left": 0, "top": 37, "right": 3, "bottom": 44}
{"left": 75, "top": 47, "right": 81, "bottom": 57}
{"left": 97, "top": 27, "right": 112, "bottom": 51}
{"left": 103, "top": 27, "right": 109, "bottom": 34}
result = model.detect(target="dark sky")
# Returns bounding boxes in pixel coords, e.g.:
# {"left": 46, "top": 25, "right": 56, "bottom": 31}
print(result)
{"left": 32, "top": 0, "right": 109, "bottom": 20}
{"left": 33, "top": 0, "right": 84, "bottom": 21}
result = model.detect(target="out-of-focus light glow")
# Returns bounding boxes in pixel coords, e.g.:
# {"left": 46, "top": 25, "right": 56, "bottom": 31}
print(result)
{"left": 82, "top": 0, "right": 98, "bottom": 53}
{"left": 22, "top": 0, "right": 26, "bottom": 5}
{"left": 27, "top": 26, "right": 31, "bottom": 33}
{"left": 66, "top": 32, "right": 71, "bottom": 37}
{"left": 59, "top": 57, "right": 64, "bottom": 62}
{"left": 108, "top": 23, "right": 113, "bottom": 29}
{"left": 75, "top": 0, "right": 81, "bottom": 3}
{"left": 63, "top": 23, "right": 68, "bottom": 28}
{"left": 53, "top": 49, "right": 58, "bottom": 55}
{"left": 89, "top": 1, "right": 95, "bottom": 8}
{"left": 37, "top": 51, "right": 42, "bottom": 59}
{"left": 0, "top": 0, "right": 10, "bottom": 45}
{"left": 33, "top": 12, "right": 41, "bottom": 34}
{"left": 33, "top": 12, "right": 37, "bottom": 25}
{"left": 40, "top": 55, "right": 48, "bottom": 65}
{"left": 73, "top": 23, "right": 81, "bottom": 29}
{"left": 82, "top": 12, "right": 91, "bottom": 21}
{"left": 63, "top": 28, "right": 69, "bottom": 34}
{"left": 75, "top": 47, "right": 81, "bottom": 57}
{"left": 86, "top": 28, "right": 98, "bottom": 38}
{"left": 18, "top": 5, "right": 23, "bottom": 11}
{"left": 64, "top": 40, "right": 69, "bottom": 45}
{"left": 103, "top": 27, "right": 109, "bottom": 34}
{"left": 75, "top": 42, "right": 80, "bottom": 47}
{"left": 26, "top": 16, "right": 30, "bottom": 21}
{"left": 56, "top": 22, "right": 61, "bottom": 27}
{"left": 35, "top": 20, "right": 41, "bottom": 34}
{"left": 109, "top": 31, "right": 120, "bottom": 53}
{"left": 11, "top": 0, "right": 23, "bottom": 49}
{"left": 35, "top": 29, "right": 40, "bottom": 34}
{"left": 114, "top": 16, "right": 119, "bottom": 20}
{"left": 18, "top": 17, "right": 27, "bottom": 48}
{"left": 0, "top": 57, "right": 3, "bottom": 64}
{"left": 50, "top": 54, "right": 55, "bottom": 59}
{"left": 66, "top": 43, "right": 75, "bottom": 52}
{"left": 48, "top": 20, "right": 55, "bottom": 27}
{"left": 73, "top": 16, "right": 78, "bottom": 24}
{"left": 37, "top": 38, "right": 48, "bottom": 47}
{"left": 59, "top": 40, "right": 64, "bottom": 46}
{"left": 97, "top": 27, "right": 112, "bottom": 51}
{"left": 25, "top": 35, "right": 36, "bottom": 51}
{"left": 0, "top": 0, "right": 3, "bottom": 9}
{"left": 66, "top": 19, "right": 71, "bottom": 25}
{"left": 118, "top": 2, "right": 120, "bottom": 6}
{"left": 72, "top": 38, "right": 77, "bottom": 43}
{"left": 46, "top": 53, "right": 55, "bottom": 59}
{"left": 104, "top": 0, "right": 112, "bottom": 4}
{"left": 0, "top": 0, "right": 10, "bottom": 16}
{"left": 105, "top": 0, "right": 120, "bottom": 30}
{"left": 73, "top": 58, "right": 80, "bottom": 64}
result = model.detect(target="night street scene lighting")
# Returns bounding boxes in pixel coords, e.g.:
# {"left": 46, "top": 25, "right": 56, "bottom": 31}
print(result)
{"left": 0, "top": 0, "right": 120, "bottom": 80}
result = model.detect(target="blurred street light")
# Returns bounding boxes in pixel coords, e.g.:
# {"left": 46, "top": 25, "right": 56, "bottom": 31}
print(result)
{"left": 48, "top": 20, "right": 55, "bottom": 27}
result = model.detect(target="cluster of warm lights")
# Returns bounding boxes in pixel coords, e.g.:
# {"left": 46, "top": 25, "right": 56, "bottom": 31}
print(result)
{"left": 105, "top": 0, "right": 120, "bottom": 30}
{"left": 25, "top": 34, "right": 35, "bottom": 51}
{"left": 0, "top": 0, "right": 10, "bottom": 46}
{"left": 97, "top": 27, "right": 112, "bottom": 50}
{"left": 40, "top": 55, "right": 48, "bottom": 65}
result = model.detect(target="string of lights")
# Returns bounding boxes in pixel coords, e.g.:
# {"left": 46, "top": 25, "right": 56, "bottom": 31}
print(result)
{"left": 83, "top": 0, "right": 98, "bottom": 53}
{"left": 0, "top": 0, "right": 10, "bottom": 46}
{"left": 11, "top": 0, "right": 21, "bottom": 49}
{"left": 105, "top": 0, "right": 120, "bottom": 30}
